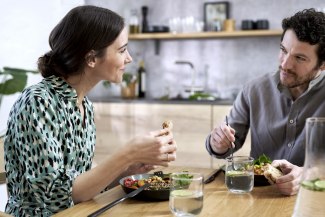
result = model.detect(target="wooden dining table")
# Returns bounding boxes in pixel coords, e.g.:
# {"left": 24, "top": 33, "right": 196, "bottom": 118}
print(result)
{"left": 53, "top": 166, "right": 297, "bottom": 217}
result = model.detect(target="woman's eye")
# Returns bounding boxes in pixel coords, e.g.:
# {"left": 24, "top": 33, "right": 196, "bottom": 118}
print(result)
{"left": 120, "top": 48, "right": 127, "bottom": 53}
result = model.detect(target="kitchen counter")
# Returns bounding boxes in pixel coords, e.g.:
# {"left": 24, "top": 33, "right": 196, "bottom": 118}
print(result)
{"left": 88, "top": 97, "right": 234, "bottom": 106}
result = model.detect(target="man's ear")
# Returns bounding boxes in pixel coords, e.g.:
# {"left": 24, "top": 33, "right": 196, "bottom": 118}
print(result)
{"left": 321, "top": 62, "right": 325, "bottom": 71}
{"left": 85, "top": 50, "right": 96, "bottom": 67}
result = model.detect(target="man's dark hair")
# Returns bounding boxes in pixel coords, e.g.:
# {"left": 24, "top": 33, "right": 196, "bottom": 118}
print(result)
{"left": 281, "top": 8, "right": 325, "bottom": 68}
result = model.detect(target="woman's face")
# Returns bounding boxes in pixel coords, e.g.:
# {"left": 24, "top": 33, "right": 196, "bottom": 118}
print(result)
{"left": 93, "top": 27, "right": 132, "bottom": 83}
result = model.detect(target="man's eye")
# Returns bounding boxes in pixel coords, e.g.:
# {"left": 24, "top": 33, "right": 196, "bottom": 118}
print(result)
{"left": 280, "top": 47, "right": 287, "bottom": 54}
{"left": 296, "top": 56, "right": 306, "bottom": 62}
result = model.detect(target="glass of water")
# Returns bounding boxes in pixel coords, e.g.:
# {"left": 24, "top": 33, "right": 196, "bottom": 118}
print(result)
{"left": 225, "top": 156, "right": 254, "bottom": 193}
{"left": 169, "top": 172, "right": 204, "bottom": 217}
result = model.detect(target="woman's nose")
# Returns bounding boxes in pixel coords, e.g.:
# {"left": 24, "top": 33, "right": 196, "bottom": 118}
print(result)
{"left": 125, "top": 50, "right": 133, "bottom": 63}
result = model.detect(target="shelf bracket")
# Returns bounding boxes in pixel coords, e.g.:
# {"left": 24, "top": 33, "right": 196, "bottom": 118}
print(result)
{"left": 154, "top": 40, "right": 160, "bottom": 55}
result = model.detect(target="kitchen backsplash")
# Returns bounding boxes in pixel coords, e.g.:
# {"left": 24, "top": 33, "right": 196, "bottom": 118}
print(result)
{"left": 87, "top": 0, "right": 325, "bottom": 100}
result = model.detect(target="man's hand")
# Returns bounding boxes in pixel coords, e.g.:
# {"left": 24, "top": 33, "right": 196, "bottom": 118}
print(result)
{"left": 271, "top": 159, "right": 303, "bottom": 195}
{"left": 210, "top": 122, "right": 236, "bottom": 154}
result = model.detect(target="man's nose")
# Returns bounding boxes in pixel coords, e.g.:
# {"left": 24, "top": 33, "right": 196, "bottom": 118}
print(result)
{"left": 281, "top": 55, "right": 293, "bottom": 70}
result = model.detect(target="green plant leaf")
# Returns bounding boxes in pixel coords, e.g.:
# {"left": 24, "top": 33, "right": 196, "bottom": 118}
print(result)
{"left": 2, "top": 67, "right": 38, "bottom": 74}
{"left": 0, "top": 72, "right": 27, "bottom": 94}
{"left": 102, "top": 73, "right": 134, "bottom": 88}
{"left": 0, "top": 67, "right": 37, "bottom": 95}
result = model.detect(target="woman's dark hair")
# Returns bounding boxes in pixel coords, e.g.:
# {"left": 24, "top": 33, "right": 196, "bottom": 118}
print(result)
{"left": 281, "top": 8, "right": 325, "bottom": 68}
{"left": 38, "top": 5, "right": 125, "bottom": 78}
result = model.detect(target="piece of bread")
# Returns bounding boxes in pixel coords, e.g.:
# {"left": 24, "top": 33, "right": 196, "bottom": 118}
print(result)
{"left": 162, "top": 120, "right": 173, "bottom": 136}
{"left": 162, "top": 120, "right": 173, "bottom": 130}
{"left": 263, "top": 164, "right": 283, "bottom": 184}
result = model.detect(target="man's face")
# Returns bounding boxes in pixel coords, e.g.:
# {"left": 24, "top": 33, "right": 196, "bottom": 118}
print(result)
{"left": 278, "top": 29, "right": 322, "bottom": 89}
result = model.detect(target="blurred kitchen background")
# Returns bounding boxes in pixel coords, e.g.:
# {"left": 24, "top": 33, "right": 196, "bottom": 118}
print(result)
{"left": 1, "top": 0, "right": 325, "bottom": 126}
{"left": 87, "top": 0, "right": 325, "bottom": 100}
{"left": 1, "top": 0, "right": 325, "bottom": 211}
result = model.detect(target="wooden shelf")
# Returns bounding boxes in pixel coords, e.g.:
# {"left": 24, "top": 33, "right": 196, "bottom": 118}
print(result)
{"left": 128, "top": 30, "right": 282, "bottom": 40}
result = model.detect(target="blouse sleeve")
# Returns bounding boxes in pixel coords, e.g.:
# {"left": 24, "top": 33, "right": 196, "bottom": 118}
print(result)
{"left": 13, "top": 96, "right": 79, "bottom": 213}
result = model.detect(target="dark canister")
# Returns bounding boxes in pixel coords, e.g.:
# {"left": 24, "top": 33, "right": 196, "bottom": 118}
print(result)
{"left": 256, "top": 19, "right": 269, "bottom": 29}
{"left": 241, "top": 20, "right": 255, "bottom": 30}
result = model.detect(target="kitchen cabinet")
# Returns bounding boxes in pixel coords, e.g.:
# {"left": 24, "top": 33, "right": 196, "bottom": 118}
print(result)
{"left": 92, "top": 102, "right": 251, "bottom": 169}
{"left": 93, "top": 102, "right": 212, "bottom": 168}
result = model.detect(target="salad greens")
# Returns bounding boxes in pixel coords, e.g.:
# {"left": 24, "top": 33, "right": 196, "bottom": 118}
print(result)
{"left": 171, "top": 171, "right": 194, "bottom": 188}
{"left": 253, "top": 154, "right": 271, "bottom": 165}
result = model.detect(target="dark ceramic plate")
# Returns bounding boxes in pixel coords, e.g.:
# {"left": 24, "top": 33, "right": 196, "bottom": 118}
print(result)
{"left": 254, "top": 174, "right": 270, "bottom": 186}
{"left": 119, "top": 173, "right": 170, "bottom": 201}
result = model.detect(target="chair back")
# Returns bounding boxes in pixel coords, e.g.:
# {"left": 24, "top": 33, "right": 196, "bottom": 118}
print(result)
{"left": 0, "top": 137, "right": 6, "bottom": 184}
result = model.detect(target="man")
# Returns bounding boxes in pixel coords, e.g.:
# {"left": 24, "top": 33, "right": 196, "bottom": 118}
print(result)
{"left": 206, "top": 8, "right": 325, "bottom": 196}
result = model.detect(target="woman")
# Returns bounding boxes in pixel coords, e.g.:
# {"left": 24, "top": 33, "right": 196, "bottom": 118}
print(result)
{"left": 4, "top": 5, "right": 177, "bottom": 216}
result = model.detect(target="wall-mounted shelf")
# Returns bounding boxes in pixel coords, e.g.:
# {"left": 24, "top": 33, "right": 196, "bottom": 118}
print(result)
{"left": 128, "top": 30, "right": 282, "bottom": 40}
{"left": 128, "top": 30, "right": 283, "bottom": 54}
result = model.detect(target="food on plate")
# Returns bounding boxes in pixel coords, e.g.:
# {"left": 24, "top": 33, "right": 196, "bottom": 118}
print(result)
{"left": 263, "top": 163, "right": 283, "bottom": 184}
{"left": 122, "top": 171, "right": 193, "bottom": 191}
{"left": 252, "top": 154, "right": 284, "bottom": 185}
{"left": 253, "top": 154, "right": 272, "bottom": 175}
{"left": 123, "top": 175, "right": 171, "bottom": 190}
{"left": 172, "top": 172, "right": 194, "bottom": 187}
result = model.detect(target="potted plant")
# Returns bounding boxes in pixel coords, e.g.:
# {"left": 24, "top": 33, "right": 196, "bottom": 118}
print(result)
{"left": 103, "top": 73, "right": 137, "bottom": 99}
{"left": 0, "top": 67, "right": 38, "bottom": 137}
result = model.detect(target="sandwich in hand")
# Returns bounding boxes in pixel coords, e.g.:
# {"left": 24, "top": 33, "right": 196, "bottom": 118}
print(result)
{"left": 263, "top": 163, "right": 283, "bottom": 184}
{"left": 162, "top": 120, "right": 173, "bottom": 135}
{"left": 162, "top": 120, "right": 173, "bottom": 130}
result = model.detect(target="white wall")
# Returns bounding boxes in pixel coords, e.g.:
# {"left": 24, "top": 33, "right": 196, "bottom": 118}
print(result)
{"left": 0, "top": 0, "right": 84, "bottom": 133}
{"left": 0, "top": 0, "right": 84, "bottom": 211}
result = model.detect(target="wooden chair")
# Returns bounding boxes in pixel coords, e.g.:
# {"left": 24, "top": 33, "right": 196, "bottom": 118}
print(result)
{"left": 0, "top": 137, "right": 5, "bottom": 185}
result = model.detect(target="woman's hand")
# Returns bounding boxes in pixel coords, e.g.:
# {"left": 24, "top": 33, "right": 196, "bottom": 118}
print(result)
{"left": 271, "top": 159, "right": 303, "bottom": 195}
{"left": 125, "top": 163, "right": 156, "bottom": 175}
{"left": 209, "top": 122, "right": 236, "bottom": 154}
{"left": 126, "top": 128, "right": 177, "bottom": 167}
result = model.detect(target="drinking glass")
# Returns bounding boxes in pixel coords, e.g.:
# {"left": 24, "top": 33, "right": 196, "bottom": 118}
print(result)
{"left": 169, "top": 172, "right": 204, "bottom": 217}
{"left": 225, "top": 156, "right": 254, "bottom": 193}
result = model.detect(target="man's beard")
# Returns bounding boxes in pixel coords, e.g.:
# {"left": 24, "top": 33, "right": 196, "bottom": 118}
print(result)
{"left": 279, "top": 66, "right": 319, "bottom": 89}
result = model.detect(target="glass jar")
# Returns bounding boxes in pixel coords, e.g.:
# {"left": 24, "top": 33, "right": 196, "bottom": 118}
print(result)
{"left": 129, "top": 9, "right": 139, "bottom": 34}
{"left": 292, "top": 117, "right": 325, "bottom": 217}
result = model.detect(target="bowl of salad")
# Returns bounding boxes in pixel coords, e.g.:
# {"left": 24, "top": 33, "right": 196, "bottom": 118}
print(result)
{"left": 119, "top": 173, "right": 171, "bottom": 200}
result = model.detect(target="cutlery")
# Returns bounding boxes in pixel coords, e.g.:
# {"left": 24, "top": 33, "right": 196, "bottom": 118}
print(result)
{"left": 204, "top": 165, "right": 224, "bottom": 184}
{"left": 226, "top": 116, "right": 235, "bottom": 170}
{"left": 87, "top": 183, "right": 150, "bottom": 217}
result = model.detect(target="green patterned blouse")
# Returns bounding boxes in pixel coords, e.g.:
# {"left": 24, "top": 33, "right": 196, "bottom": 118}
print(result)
{"left": 4, "top": 75, "right": 96, "bottom": 216}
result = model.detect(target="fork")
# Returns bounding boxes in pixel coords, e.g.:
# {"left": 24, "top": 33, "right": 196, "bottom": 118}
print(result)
{"left": 226, "top": 116, "right": 235, "bottom": 170}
